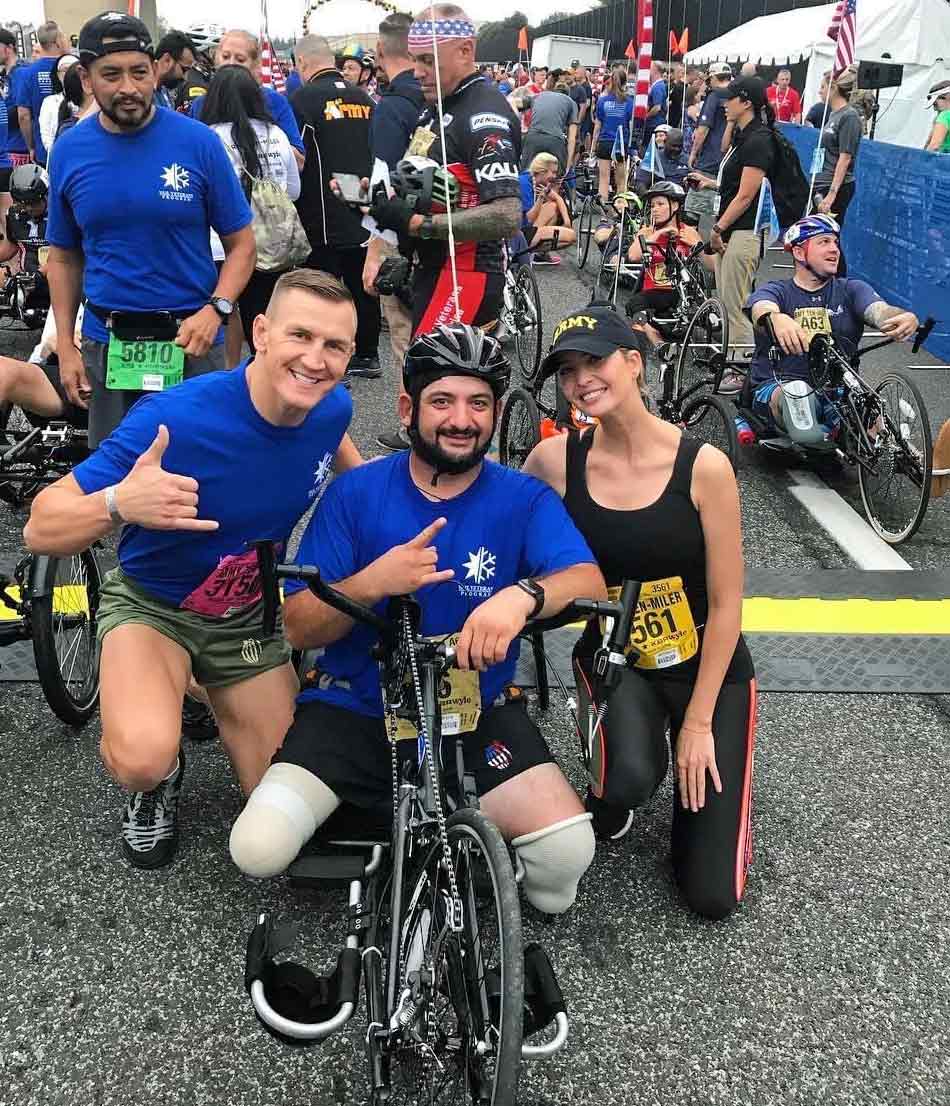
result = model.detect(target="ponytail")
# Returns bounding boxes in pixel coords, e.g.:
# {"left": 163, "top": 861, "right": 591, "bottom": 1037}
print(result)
{"left": 761, "top": 100, "right": 776, "bottom": 128}
{"left": 611, "top": 67, "right": 628, "bottom": 102}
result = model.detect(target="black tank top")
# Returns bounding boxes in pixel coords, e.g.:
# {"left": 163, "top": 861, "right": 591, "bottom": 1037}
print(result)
{"left": 565, "top": 428, "right": 753, "bottom": 682}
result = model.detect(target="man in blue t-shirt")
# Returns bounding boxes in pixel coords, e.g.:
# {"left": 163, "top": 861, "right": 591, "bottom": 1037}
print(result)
{"left": 188, "top": 29, "right": 306, "bottom": 170}
{"left": 745, "top": 215, "right": 919, "bottom": 437}
{"left": 16, "top": 20, "right": 69, "bottom": 167}
{"left": 24, "top": 270, "right": 362, "bottom": 871}
{"left": 643, "top": 61, "right": 668, "bottom": 151}
{"left": 685, "top": 63, "right": 732, "bottom": 233}
{"left": 45, "top": 13, "right": 256, "bottom": 449}
{"left": 231, "top": 324, "right": 605, "bottom": 917}
{"left": 2, "top": 29, "right": 31, "bottom": 170}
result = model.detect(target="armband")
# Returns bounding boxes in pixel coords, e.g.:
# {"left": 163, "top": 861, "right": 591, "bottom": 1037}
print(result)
{"left": 104, "top": 485, "right": 125, "bottom": 526}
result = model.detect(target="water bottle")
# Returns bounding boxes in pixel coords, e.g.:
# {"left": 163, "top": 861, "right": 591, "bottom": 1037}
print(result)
{"left": 735, "top": 416, "right": 756, "bottom": 446}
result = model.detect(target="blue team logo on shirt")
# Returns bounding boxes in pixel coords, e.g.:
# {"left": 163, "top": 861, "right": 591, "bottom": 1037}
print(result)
{"left": 484, "top": 740, "right": 513, "bottom": 771}
{"left": 458, "top": 546, "right": 496, "bottom": 599}
{"left": 309, "top": 451, "right": 334, "bottom": 499}
{"left": 159, "top": 163, "right": 193, "bottom": 202}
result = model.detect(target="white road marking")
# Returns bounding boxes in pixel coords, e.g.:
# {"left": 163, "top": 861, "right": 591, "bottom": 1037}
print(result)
{"left": 786, "top": 469, "right": 912, "bottom": 570}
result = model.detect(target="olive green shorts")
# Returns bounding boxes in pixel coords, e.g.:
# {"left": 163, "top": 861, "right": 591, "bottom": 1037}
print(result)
{"left": 97, "top": 569, "right": 292, "bottom": 688}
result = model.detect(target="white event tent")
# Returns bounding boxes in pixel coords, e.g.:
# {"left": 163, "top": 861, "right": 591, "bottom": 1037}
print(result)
{"left": 685, "top": 0, "right": 950, "bottom": 148}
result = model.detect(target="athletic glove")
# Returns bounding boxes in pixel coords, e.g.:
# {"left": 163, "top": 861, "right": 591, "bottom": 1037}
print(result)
{"left": 369, "top": 189, "right": 416, "bottom": 237}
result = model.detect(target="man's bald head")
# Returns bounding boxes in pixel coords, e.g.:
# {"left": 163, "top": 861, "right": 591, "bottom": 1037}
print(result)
{"left": 295, "top": 34, "right": 335, "bottom": 80}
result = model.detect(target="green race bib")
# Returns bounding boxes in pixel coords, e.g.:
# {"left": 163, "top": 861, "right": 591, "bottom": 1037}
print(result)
{"left": 106, "top": 335, "right": 184, "bottom": 392}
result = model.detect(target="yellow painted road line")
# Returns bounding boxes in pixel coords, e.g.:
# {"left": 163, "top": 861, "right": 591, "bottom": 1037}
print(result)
{"left": 741, "top": 597, "right": 950, "bottom": 636}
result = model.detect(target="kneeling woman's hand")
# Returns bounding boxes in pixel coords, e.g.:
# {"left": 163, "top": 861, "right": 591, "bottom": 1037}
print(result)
{"left": 676, "top": 718, "right": 722, "bottom": 813}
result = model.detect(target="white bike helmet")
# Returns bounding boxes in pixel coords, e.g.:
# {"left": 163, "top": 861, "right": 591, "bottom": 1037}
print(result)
{"left": 186, "top": 23, "right": 225, "bottom": 54}
{"left": 926, "top": 79, "right": 950, "bottom": 109}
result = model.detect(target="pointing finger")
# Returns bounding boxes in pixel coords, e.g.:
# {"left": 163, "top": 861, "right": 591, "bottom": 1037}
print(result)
{"left": 407, "top": 517, "right": 447, "bottom": 548}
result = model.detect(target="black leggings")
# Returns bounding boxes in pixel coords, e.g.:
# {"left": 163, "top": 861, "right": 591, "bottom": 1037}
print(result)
{"left": 238, "top": 269, "right": 283, "bottom": 353}
{"left": 574, "top": 652, "right": 756, "bottom": 920}
{"left": 306, "top": 244, "right": 381, "bottom": 359}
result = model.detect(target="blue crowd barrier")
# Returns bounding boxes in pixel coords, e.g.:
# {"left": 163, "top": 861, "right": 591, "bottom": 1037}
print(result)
{"left": 779, "top": 123, "right": 950, "bottom": 363}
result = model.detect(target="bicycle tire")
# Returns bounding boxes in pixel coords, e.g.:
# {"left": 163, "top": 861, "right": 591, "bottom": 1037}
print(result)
{"left": 595, "top": 232, "right": 620, "bottom": 304}
{"left": 857, "top": 370, "right": 933, "bottom": 544}
{"left": 673, "top": 296, "right": 729, "bottom": 403}
{"left": 499, "top": 387, "right": 541, "bottom": 470}
{"left": 680, "top": 393, "right": 739, "bottom": 473}
{"left": 31, "top": 547, "right": 103, "bottom": 726}
{"left": 386, "top": 808, "right": 523, "bottom": 1106}
{"left": 576, "top": 200, "right": 594, "bottom": 270}
{"left": 513, "top": 265, "right": 543, "bottom": 382}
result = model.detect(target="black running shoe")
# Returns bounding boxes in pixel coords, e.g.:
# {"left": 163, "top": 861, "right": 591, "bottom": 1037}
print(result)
{"left": 585, "top": 788, "right": 634, "bottom": 842}
{"left": 345, "top": 356, "right": 382, "bottom": 379}
{"left": 181, "top": 694, "right": 218, "bottom": 742}
{"left": 376, "top": 429, "right": 410, "bottom": 452}
{"left": 121, "top": 751, "right": 185, "bottom": 869}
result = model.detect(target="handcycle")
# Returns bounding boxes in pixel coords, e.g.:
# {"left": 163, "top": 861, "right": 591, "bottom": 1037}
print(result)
{"left": 591, "top": 194, "right": 646, "bottom": 304}
{"left": 500, "top": 240, "right": 545, "bottom": 382}
{"left": 0, "top": 405, "right": 102, "bottom": 724}
{"left": 0, "top": 265, "right": 50, "bottom": 332}
{"left": 243, "top": 541, "right": 640, "bottom": 1104}
{"left": 700, "top": 318, "right": 937, "bottom": 544}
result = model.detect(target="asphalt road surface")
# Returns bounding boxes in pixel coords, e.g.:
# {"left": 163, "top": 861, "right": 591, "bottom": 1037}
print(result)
{"left": 0, "top": 246, "right": 947, "bottom": 1106}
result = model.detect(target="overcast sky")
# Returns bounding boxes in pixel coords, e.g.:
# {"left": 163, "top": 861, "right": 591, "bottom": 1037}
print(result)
{"left": 20, "top": 0, "right": 597, "bottom": 40}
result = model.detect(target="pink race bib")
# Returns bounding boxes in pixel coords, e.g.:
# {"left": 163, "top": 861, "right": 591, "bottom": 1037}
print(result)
{"left": 180, "top": 548, "right": 264, "bottom": 619}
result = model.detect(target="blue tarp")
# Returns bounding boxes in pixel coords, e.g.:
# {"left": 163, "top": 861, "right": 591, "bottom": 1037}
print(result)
{"left": 779, "top": 123, "right": 950, "bottom": 363}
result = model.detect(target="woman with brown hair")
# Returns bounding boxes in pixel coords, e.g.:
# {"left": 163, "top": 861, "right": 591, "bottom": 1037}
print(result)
{"left": 812, "top": 65, "right": 863, "bottom": 273}
{"left": 591, "top": 66, "right": 634, "bottom": 202}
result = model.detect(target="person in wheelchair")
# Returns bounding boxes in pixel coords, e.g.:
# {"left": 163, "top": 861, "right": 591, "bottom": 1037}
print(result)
{"left": 0, "top": 301, "right": 88, "bottom": 429}
{"left": 231, "top": 324, "right": 605, "bottom": 916}
{"left": 0, "top": 163, "right": 51, "bottom": 328}
{"left": 744, "top": 215, "right": 919, "bottom": 445}
{"left": 633, "top": 126, "right": 690, "bottom": 189}
{"left": 518, "top": 152, "right": 576, "bottom": 266}
{"left": 622, "top": 181, "right": 712, "bottom": 344}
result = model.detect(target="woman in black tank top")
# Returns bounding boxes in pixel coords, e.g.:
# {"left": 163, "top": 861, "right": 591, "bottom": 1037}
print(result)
{"left": 524, "top": 306, "right": 756, "bottom": 920}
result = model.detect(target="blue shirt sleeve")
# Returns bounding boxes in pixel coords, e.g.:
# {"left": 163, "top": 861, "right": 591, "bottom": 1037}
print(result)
{"left": 518, "top": 481, "right": 596, "bottom": 578}
{"left": 745, "top": 279, "right": 786, "bottom": 315}
{"left": 201, "top": 131, "right": 253, "bottom": 237}
{"left": 71, "top": 395, "right": 165, "bottom": 494}
{"left": 190, "top": 94, "right": 204, "bottom": 120}
{"left": 370, "top": 97, "right": 412, "bottom": 171}
{"left": 46, "top": 143, "right": 82, "bottom": 250}
{"left": 845, "top": 279, "right": 881, "bottom": 317}
{"left": 698, "top": 91, "right": 719, "bottom": 129}
{"left": 265, "top": 88, "right": 305, "bottom": 153}
{"left": 596, "top": 97, "right": 606, "bottom": 124}
{"left": 9, "top": 63, "right": 31, "bottom": 110}
{"left": 649, "top": 81, "right": 667, "bottom": 109}
{"left": 286, "top": 474, "right": 363, "bottom": 597}
{"left": 519, "top": 171, "right": 534, "bottom": 214}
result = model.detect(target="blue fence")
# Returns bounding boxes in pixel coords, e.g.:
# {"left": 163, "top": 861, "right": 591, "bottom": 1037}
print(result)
{"left": 779, "top": 123, "right": 950, "bottom": 363}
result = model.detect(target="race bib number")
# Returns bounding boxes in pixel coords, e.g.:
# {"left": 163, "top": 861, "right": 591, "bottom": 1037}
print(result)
{"left": 393, "top": 633, "right": 482, "bottom": 740}
{"left": 407, "top": 125, "right": 436, "bottom": 158}
{"left": 793, "top": 307, "right": 832, "bottom": 346}
{"left": 106, "top": 334, "right": 184, "bottom": 392}
{"left": 651, "top": 261, "right": 670, "bottom": 287}
{"left": 179, "top": 549, "right": 263, "bottom": 619}
{"left": 605, "top": 577, "right": 699, "bottom": 670}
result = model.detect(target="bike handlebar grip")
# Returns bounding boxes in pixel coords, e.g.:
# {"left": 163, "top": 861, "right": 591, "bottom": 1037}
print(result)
{"left": 245, "top": 913, "right": 269, "bottom": 993}
{"left": 913, "top": 317, "right": 936, "bottom": 354}
{"left": 608, "top": 580, "right": 641, "bottom": 655}
{"left": 253, "top": 542, "right": 279, "bottom": 638}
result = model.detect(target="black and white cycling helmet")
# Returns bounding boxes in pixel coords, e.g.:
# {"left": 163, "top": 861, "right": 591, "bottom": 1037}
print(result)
{"left": 186, "top": 23, "right": 225, "bottom": 55}
{"left": 643, "top": 180, "right": 686, "bottom": 204}
{"left": 10, "top": 163, "right": 49, "bottom": 205}
{"left": 403, "top": 324, "right": 510, "bottom": 399}
{"left": 926, "top": 79, "right": 950, "bottom": 109}
{"left": 391, "top": 156, "right": 460, "bottom": 214}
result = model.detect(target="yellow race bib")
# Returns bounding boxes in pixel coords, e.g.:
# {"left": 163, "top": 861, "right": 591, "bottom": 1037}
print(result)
{"left": 605, "top": 577, "right": 699, "bottom": 670}
{"left": 407, "top": 125, "right": 436, "bottom": 158}
{"left": 793, "top": 306, "right": 832, "bottom": 345}
{"left": 393, "top": 633, "right": 482, "bottom": 740}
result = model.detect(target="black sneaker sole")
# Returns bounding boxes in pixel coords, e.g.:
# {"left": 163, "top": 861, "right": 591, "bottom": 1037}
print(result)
{"left": 121, "top": 833, "right": 180, "bottom": 870}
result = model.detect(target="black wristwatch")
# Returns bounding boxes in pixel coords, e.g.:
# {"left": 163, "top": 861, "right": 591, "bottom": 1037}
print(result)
{"left": 515, "top": 578, "right": 545, "bottom": 619}
{"left": 208, "top": 296, "right": 234, "bottom": 320}
{"left": 712, "top": 223, "right": 723, "bottom": 236}
{"left": 418, "top": 215, "right": 435, "bottom": 239}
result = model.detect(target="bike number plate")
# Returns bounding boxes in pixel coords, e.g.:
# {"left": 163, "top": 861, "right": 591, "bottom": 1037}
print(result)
{"left": 605, "top": 577, "right": 699, "bottom": 670}
{"left": 394, "top": 633, "right": 482, "bottom": 741}
{"left": 106, "top": 335, "right": 184, "bottom": 392}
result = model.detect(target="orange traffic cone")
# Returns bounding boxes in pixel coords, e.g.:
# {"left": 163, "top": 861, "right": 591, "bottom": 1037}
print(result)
{"left": 933, "top": 418, "right": 950, "bottom": 497}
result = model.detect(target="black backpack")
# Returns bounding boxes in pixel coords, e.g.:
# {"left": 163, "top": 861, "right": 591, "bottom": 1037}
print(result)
{"left": 768, "top": 128, "right": 810, "bottom": 228}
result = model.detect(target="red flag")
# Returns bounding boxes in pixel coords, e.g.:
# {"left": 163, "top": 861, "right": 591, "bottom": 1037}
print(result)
{"left": 827, "top": 0, "right": 856, "bottom": 75}
{"left": 669, "top": 30, "right": 679, "bottom": 56}
{"left": 634, "top": 0, "right": 653, "bottom": 122}
{"left": 260, "top": 34, "right": 286, "bottom": 93}
{"left": 680, "top": 28, "right": 689, "bottom": 53}
{"left": 517, "top": 26, "right": 528, "bottom": 52}
{"left": 669, "top": 28, "right": 688, "bottom": 56}
{"left": 624, "top": 39, "right": 636, "bottom": 60}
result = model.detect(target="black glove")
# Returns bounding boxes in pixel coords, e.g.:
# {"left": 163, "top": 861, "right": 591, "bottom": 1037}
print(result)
{"left": 369, "top": 189, "right": 416, "bottom": 237}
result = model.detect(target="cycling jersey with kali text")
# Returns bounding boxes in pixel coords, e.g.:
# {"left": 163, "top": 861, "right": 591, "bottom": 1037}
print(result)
{"left": 405, "top": 73, "right": 522, "bottom": 276}
{"left": 745, "top": 277, "right": 881, "bottom": 388}
{"left": 6, "top": 206, "right": 49, "bottom": 273}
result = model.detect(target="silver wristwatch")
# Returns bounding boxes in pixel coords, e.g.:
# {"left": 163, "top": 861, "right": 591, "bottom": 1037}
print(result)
{"left": 104, "top": 484, "right": 125, "bottom": 526}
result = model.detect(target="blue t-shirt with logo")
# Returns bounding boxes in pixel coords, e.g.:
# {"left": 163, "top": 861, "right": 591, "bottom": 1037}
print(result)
{"left": 5, "top": 61, "right": 31, "bottom": 155}
{"left": 26, "top": 56, "right": 57, "bottom": 165}
{"left": 71, "top": 363, "right": 353, "bottom": 607}
{"left": 47, "top": 107, "right": 252, "bottom": 344}
{"left": 746, "top": 277, "right": 881, "bottom": 387}
{"left": 287, "top": 451, "right": 597, "bottom": 718}
{"left": 190, "top": 86, "right": 305, "bottom": 153}
{"left": 595, "top": 93, "right": 634, "bottom": 143}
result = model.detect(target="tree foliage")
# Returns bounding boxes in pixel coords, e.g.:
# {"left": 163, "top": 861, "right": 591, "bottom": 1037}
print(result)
{"left": 476, "top": 11, "right": 529, "bottom": 62}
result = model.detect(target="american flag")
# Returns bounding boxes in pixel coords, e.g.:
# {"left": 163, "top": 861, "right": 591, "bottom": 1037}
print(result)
{"left": 260, "top": 34, "right": 286, "bottom": 93}
{"left": 827, "top": 0, "right": 857, "bottom": 76}
{"left": 634, "top": 0, "right": 653, "bottom": 122}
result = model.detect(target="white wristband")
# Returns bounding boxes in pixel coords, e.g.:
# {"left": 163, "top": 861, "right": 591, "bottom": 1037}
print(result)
{"left": 104, "top": 485, "right": 125, "bottom": 526}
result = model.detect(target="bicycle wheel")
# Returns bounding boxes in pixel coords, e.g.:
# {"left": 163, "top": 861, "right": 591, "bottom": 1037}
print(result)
{"left": 857, "top": 370, "right": 933, "bottom": 544}
{"left": 576, "top": 199, "right": 595, "bottom": 270}
{"left": 512, "top": 266, "right": 542, "bottom": 382}
{"left": 498, "top": 387, "right": 541, "bottom": 470}
{"left": 386, "top": 808, "right": 523, "bottom": 1106}
{"left": 31, "top": 547, "right": 103, "bottom": 726}
{"left": 0, "top": 405, "right": 41, "bottom": 506}
{"left": 674, "top": 296, "right": 729, "bottom": 403}
{"left": 595, "top": 232, "right": 621, "bottom": 303}
{"left": 680, "top": 393, "right": 739, "bottom": 473}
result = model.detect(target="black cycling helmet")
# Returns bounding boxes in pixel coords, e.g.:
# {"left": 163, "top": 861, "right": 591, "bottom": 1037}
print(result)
{"left": 403, "top": 323, "right": 510, "bottom": 400}
{"left": 391, "top": 157, "right": 460, "bottom": 215}
{"left": 643, "top": 180, "right": 686, "bottom": 204}
{"left": 10, "top": 163, "right": 49, "bottom": 205}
